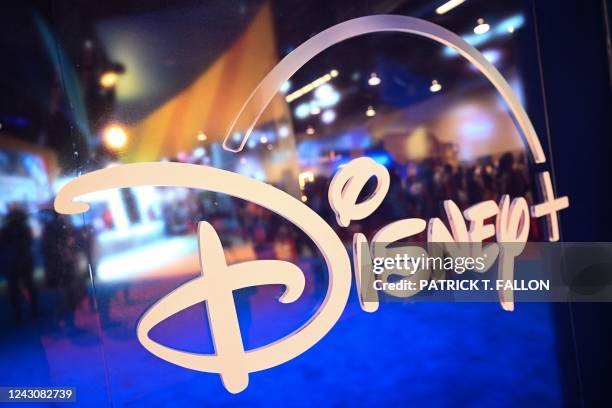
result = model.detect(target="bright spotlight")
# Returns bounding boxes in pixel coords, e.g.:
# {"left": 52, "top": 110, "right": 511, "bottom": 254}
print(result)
{"left": 99, "top": 71, "right": 119, "bottom": 89}
{"left": 474, "top": 18, "right": 490, "bottom": 35}
{"left": 430, "top": 80, "right": 442, "bottom": 93}
{"left": 368, "top": 73, "right": 381, "bottom": 86}
{"left": 435, "top": 0, "right": 466, "bottom": 15}
{"left": 102, "top": 124, "right": 128, "bottom": 150}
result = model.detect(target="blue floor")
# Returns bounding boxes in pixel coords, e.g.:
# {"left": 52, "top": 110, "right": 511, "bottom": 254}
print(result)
{"left": 0, "top": 269, "right": 563, "bottom": 407}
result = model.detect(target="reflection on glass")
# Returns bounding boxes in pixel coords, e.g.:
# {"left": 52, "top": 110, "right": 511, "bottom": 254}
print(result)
{"left": 0, "top": 0, "right": 563, "bottom": 405}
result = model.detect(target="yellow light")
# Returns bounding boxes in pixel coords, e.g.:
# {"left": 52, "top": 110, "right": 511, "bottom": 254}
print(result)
{"left": 298, "top": 171, "right": 315, "bottom": 189}
{"left": 474, "top": 18, "right": 490, "bottom": 35}
{"left": 285, "top": 71, "right": 337, "bottom": 103}
{"left": 435, "top": 0, "right": 466, "bottom": 15}
{"left": 365, "top": 106, "right": 376, "bottom": 117}
{"left": 301, "top": 195, "right": 308, "bottom": 202}
{"left": 430, "top": 79, "right": 442, "bottom": 93}
{"left": 103, "top": 124, "right": 128, "bottom": 150}
{"left": 197, "top": 131, "right": 207, "bottom": 141}
{"left": 99, "top": 71, "right": 119, "bottom": 89}
{"left": 368, "top": 73, "right": 381, "bottom": 86}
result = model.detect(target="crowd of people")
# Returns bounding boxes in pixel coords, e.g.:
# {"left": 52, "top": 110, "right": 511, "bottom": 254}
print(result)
{"left": 301, "top": 150, "right": 537, "bottom": 239}
{"left": 0, "top": 149, "right": 537, "bottom": 326}
{"left": 191, "top": 150, "right": 538, "bottom": 262}
{"left": 0, "top": 207, "right": 89, "bottom": 326}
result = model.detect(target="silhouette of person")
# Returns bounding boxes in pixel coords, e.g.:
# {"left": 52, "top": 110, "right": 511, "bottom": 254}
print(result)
{"left": 41, "top": 211, "right": 79, "bottom": 327}
{"left": 1, "top": 207, "right": 39, "bottom": 324}
{"left": 498, "top": 152, "right": 528, "bottom": 198}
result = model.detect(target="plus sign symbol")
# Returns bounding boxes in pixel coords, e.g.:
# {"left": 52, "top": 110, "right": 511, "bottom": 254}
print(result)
{"left": 530, "top": 171, "right": 570, "bottom": 242}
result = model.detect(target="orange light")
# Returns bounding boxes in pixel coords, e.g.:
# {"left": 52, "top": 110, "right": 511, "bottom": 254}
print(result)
{"left": 99, "top": 71, "right": 119, "bottom": 89}
{"left": 103, "top": 124, "right": 128, "bottom": 150}
{"left": 197, "top": 131, "right": 208, "bottom": 141}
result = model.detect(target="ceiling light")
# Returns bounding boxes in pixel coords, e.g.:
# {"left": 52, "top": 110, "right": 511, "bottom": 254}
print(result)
{"left": 435, "top": 0, "right": 466, "bottom": 15}
{"left": 314, "top": 84, "right": 341, "bottom": 107}
{"left": 102, "top": 124, "right": 128, "bottom": 150}
{"left": 321, "top": 109, "right": 336, "bottom": 124}
{"left": 260, "top": 136, "right": 268, "bottom": 144}
{"left": 286, "top": 71, "right": 336, "bottom": 103}
{"left": 365, "top": 106, "right": 376, "bottom": 117}
{"left": 368, "top": 73, "right": 381, "bottom": 86}
{"left": 474, "top": 18, "right": 490, "bottom": 35}
{"left": 278, "top": 125, "right": 290, "bottom": 138}
{"left": 430, "top": 80, "right": 442, "bottom": 92}
{"left": 443, "top": 14, "right": 524, "bottom": 57}
{"left": 295, "top": 103, "right": 311, "bottom": 119}
{"left": 306, "top": 126, "right": 315, "bottom": 135}
{"left": 99, "top": 71, "right": 119, "bottom": 89}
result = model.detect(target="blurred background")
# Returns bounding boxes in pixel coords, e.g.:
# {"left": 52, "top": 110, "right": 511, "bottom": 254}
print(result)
{"left": 0, "top": 0, "right": 610, "bottom": 406}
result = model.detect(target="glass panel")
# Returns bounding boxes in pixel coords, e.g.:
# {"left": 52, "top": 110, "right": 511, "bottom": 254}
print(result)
{"left": 0, "top": 0, "right": 575, "bottom": 405}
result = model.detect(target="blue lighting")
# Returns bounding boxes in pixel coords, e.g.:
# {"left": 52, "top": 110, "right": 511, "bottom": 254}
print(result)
{"left": 280, "top": 80, "right": 291, "bottom": 93}
{"left": 314, "top": 84, "right": 341, "bottom": 108}
{"left": 366, "top": 151, "right": 392, "bottom": 166}
{"left": 443, "top": 14, "right": 525, "bottom": 57}
{"left": 321, "top": 109, "right": 336, "bottom": 124}
{"left": 332, "top": 150, "right": 392, "bottom": 172}
{"left": 295, "top": 103, "right": 311, "bottom": 119}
